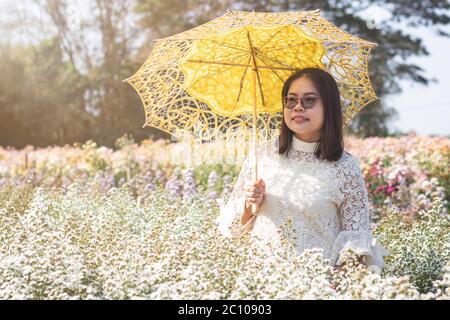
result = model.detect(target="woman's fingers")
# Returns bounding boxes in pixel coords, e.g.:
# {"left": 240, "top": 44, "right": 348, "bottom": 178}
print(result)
{"left": 248, "top": 186, "right": 262, "bottom": 193}
{"left": 245, "top": 192, "right": 262, "bottom": 199}
{"left": 257, "top": 179, "right": 265, "bottom": 192}
{"left": 244, "top": 179, "right": 266, "bottom": 205}
{"left": 245, "top": 196, "right": 262, "bottom": 205}
{"left": 245, "top": 188, "right": 264, "bottom": 198}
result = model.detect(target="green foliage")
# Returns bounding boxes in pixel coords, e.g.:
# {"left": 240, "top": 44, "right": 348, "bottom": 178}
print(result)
{"left": 115, "top": 134, "right": 136, "bottom": 150}
{"left": 1, "top": 0, "right": 449, "bottom": 148}
{"left": 374, "top": 197, "right": 450, "bottom": 293}
{"left": 1, "top": 181, "right": 448, "bottom": 299}
{"left": 193, "top": 163, "right": 241, "bottom": 192}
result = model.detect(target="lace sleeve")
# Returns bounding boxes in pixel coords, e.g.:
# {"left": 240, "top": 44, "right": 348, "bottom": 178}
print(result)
{"left": 331, "top": 153, "right": 388, "bottom": 272}
{"left": 215, "top": 141, "right": 270, "bottom": 238}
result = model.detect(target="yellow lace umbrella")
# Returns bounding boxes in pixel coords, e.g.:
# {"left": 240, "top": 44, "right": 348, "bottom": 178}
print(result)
{"left": 124, "top": 9, "right": 379, "bottom": 213}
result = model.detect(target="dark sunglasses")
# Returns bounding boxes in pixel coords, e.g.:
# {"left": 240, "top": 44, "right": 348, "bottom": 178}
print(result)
{"left": 283, "top": 95, "right": 320, "bottom": 109}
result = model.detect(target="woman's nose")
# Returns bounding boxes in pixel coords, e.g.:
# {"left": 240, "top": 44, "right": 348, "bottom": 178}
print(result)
{"left": 293, "top": 101, "right": 304, "bottom": 111}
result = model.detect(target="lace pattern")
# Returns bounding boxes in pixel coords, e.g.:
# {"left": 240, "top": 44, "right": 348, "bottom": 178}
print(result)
{"left": 215, "top": 144, "right": 258, "bottom": 238}
{"left": 215, "top": 139, "right": 388, "bottom": 271}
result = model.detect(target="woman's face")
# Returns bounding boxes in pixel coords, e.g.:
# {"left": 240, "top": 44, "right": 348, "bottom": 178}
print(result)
{"left": 283, "top": 76, "right": 324, "bottom": 142}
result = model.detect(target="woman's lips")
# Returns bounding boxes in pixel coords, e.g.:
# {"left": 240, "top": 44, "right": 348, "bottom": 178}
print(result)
{"left": 292, "top": 116, "right": 309, "bottom": 123}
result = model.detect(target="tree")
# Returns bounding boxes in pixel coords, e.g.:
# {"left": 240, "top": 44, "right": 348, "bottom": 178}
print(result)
{"left": 1, "top": 0, "right": 448, "bottom": 147}
{"left": 0, "top": 39, "right": 93, "bottom": 148}
{"left": 32, "top": 0, "right": 168, "bottom": 146}
{"left": 134, "top": 0, "right": 450, "bottom": 137}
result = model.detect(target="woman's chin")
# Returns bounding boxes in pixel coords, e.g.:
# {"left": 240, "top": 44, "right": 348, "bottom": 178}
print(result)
{"left": 290, "top": 122, "right": 310, "bottom": 131}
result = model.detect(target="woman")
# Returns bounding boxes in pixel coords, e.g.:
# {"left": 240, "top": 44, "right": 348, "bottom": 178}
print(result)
{"left": 216, "top": 67, "right": 387, "bottom": 273}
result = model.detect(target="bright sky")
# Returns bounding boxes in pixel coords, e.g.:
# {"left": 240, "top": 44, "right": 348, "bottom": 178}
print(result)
{"left": 388, "top": 26, "right": 450, "bottom": 137}
{"left": 0, "top": 1, "right": 449, "bottom": 137}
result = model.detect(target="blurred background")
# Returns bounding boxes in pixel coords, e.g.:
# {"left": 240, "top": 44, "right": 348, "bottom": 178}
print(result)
{"left": 0, "top": 0, "right": 449, "bottom": 149}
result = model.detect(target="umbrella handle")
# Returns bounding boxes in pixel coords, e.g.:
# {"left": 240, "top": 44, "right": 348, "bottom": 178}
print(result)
{"left": 251, "top": 203, "right": 259, "bottom": 215}
{"left": 249, "top": 50, "right": 260, "bottom": 217}
{"left": 251, "top": 140, "right": 259, "bottom": 216}
{"left": 251, "top": 150, "right": 259, "bottom": 215}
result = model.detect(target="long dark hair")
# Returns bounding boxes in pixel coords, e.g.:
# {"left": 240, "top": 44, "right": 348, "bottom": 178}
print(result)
{"left": 279, "top": 67, "right": 344, "bottom": 162}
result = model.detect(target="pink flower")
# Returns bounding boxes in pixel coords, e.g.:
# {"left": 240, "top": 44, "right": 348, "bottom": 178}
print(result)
{"left": 374, "top": 185, "right": 387, "bottom": 193}
{"left": 386, "top": 185, "right": 397, "bottom": 194}
{"left": 368, "top": 165, "right": 381, "bottom": 177}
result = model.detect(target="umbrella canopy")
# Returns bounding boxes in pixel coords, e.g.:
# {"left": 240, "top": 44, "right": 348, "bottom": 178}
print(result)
{"left": 125, "top": 9, "right": 379, "bottom": 214}
{"left": 124, "top": 9, "right": 378, "bottom": 146}
{"left": 180, "top": 24, "right": 325, "bottom": 116}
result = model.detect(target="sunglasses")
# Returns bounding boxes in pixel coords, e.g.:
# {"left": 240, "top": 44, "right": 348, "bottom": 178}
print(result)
{"left": 283, "top": 95, "right": 320, "bottom": 109}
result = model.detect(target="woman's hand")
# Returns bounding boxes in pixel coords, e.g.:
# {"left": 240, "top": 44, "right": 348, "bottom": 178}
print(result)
{"left": 244, "top": 179, "right": 266, "bottom": 208}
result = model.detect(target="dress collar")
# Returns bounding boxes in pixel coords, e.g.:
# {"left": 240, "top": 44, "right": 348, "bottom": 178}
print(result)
{"left": 292, "top": 135, "right": 319, "bottom": 153}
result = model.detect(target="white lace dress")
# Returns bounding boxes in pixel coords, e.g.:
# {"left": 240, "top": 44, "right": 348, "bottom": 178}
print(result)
{"left": 215, "top": 135, "right": 388, "bottom": 273}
